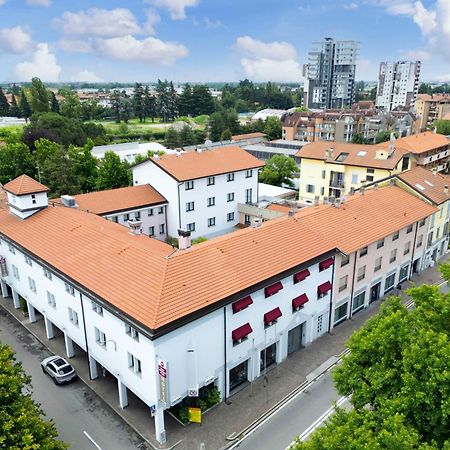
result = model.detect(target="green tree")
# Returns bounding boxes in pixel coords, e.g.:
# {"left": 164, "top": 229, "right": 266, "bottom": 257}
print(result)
{"left": 156, "top": 79, "right": 170, "bottom": 122}
{"left": 19, "top": 89, "right": 32, "bottom": 120}
{"left": 119, "top": 97, "right": 133, "bottom": 123}
{"left": 96, "top": 151, "right": 130, "bottom": 190}
{"left": 68, "top": 139, "right": 98, "bottom": 192}
{"left": 191, "top": 85, "right": 215, "bottom": 115}
{"left": 0, "top": 87, "right": 10, "bottom": 116}
{"left": 434, "top": 120, "right": 450, "bottom": 135}
{"left": 111, "top": 90, "right": 121, "bottom": 123}
{"left": 59, "top": 89, "right": 81, "bottom": 118}
{"left": 220, "top": 129, "right": 232, "bottom": 141}
{"left": 0, "top": 142, "right": 36, "bottom": 184}
{"left": 208, "top": 111, "right": 225, "bottom": 141}
{"left": 374, "top": 130, "right": 397, "bottom": 143}
{"left": 178, "top": 83, "right": 193, "bottom": 117}
{"left": 133, "top": 83, "right": 145, "bottom": 122}
{"left": 144, "top": 87, "right": 157, "bottom": 122}
{"left": 0, "top": 343, "right": 68, "bottom": 449}
{"left": 165, "top": 127, "right": 180, "bottom": 148}
{"left": 9, "top": 94, "right": 20, "bottom": 117}
{"left": 418, "top": 83, "right": 432, "bottom": 95}
{"left": 263, "top": 116, "right": 282, "bottom": 140}
{"left": 351, "top": 132, "right": 370, "bottom": 144}
{"left": 29, "top": 77, "right": 50, "bottom": 113}
{"left": 34, "top": 138, "right": 60, "bottom": 169}
{"left": 50, "top": 91, "right": 60, "bottom": 114}
{"left": 259, "top": 154, "right": 298, "bottom": 187}
{"left": 179, "top": 124, "right": 196, "bottom": 146}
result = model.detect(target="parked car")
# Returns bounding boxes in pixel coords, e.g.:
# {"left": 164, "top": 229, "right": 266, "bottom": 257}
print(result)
{"left": 41, "top": 355, "right": 77, "bottom": 384}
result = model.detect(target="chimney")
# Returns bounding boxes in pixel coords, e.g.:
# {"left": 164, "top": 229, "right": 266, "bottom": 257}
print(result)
{"left": 178, "top": 229, "right": 191, "bottom": 250}
{"left": 128, "top": 219, "right": 142, "bottom": 236}
{"left": 176, "top": 150, "right": 182, "bottom": 157}
{"left": 374, "top": 183, "right": 378, "bottom": 191}
{"left": 389, "top": 177, "right": 395, "bottom": 186}
{"left": 313, "top": 195, "right": 320, "bottom": 206}
{"left": 334, "top": 198, "right": 341, "bottom": 208}
{"left": 349, "top": 187, "right": 355, "bottom": 196}
{"left": 360, "top": 187, "right": 365, "bottom": 196}
{"left": 445, "top": 185, "right": 449, "bottom": 195}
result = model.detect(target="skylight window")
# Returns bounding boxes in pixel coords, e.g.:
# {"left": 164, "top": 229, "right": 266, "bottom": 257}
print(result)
{"left": 336, "top": 152, "right": 349, "bottom": 162}
{"left": 415, "top": 183, "right": 425, "bottom": 191}
{"left": 357, "top": 151, "right": 367, "bottom": 157}
{"left": 424, "top": 180, "right": 433, "bottom": 187}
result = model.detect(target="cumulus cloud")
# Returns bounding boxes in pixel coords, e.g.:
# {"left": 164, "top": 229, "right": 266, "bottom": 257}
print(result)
{"left": 94, "top": 35, "right": 188, "bottom": 65}
{"left": 27, "top": 0, "right": 51, "bottom": 6}
{"left": 58, "top": 38, "right": 93, "bottom": 53}
{"left": 203, "top": 17, "right": 224, "bottom": 29}
{"left": 235, "top": 36, "right": 303, "bottom": 82}
{"left": 144, "top": 9, "right": 161, "bottom": 35}
{"left": 149, "top": 0, "right": 199, "bottom": 20}
{"left": 401, "top": 48, "right": 432, "bottom": 61}
{"left": 0, "top": 26, "right": 33, "bottom": 54}
{"left": 71, "top": 70, "right": 103, "bottom": 82}
{"left": 14, "top": 43, "right": 61, "bottom": 82}
{"left": 53, "top": 8, "right": 141, "bottom": 37}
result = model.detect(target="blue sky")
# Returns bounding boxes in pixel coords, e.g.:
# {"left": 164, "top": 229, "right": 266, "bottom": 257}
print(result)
{"left": 0, "top": 0, "right": 448, "bottom": 83}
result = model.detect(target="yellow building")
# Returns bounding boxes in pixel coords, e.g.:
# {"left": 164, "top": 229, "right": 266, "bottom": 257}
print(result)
{"left": 296, "top": 140, "right": 411, "bottom": 204}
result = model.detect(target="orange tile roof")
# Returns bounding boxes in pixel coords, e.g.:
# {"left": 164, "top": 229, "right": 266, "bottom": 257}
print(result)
{"left": 53, "top": 185, "right": 167, "bottom": 215}
{"left": 0, "top": 188, "right": 8, "bottom": 210}
{"left": 396, "top": 167, "right": 450, "bottom": 205}
{"left": 266, "top": 203, "right": 291, "bottom": 214}
{"left": 294, "top": 185, "right": 437, "bottom": 254}
{"left": 148, "top": 146, "right": 264, "bottom": 181}
{"left": 391, "top": 132, "right": 450, "bottom": 154}
{"left": 296, "top": 141, "right": 408, "bottom": 170}
{"left": 232, "top": 132, "right": 266, "bottom": 141}
{"left": 3, "top": 175, "right": 49, "bottom": 196}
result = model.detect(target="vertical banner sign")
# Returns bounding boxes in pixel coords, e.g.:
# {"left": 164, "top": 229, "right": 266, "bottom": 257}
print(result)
{"left": 158, "top": 359, "right": 168, "bottom": 406}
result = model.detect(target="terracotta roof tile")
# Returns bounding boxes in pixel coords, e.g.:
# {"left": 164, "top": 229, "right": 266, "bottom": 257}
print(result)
{"left": 149, "top": 146, "right": 264, "bottom": 181}
{"left": 53, "top": 185, "right": 167, "bottom": 215}
{"left": 391, "top": 132, "right": 450, "bottom": 154}
{"left": 3, "top": 175, "right": 49, "bottom": 196}
{"left": 266, "top": 203, "right": 291, "bottom": 214}
{"left": 232, "top": 132, "right": 266, "bottom": 141}
{"left": 397, "top": 167, "right": 450, "bottom": 205}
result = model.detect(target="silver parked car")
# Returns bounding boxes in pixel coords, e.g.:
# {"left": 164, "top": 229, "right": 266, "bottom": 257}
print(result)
{"left": 41, "top": 355, "right": 77, "bottom": 384}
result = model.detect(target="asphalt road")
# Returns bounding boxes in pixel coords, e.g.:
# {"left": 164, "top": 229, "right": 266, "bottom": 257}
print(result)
{"left": 0, "top": 310, "right": 145, "bottom": 450}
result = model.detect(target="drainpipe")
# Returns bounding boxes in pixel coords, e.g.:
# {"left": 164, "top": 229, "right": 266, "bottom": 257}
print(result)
{"left": 348, "top": 252, "right": 358, "bottom": 319}
{"left": 409, "top": 221, "right": 419, "bottom": 279}
{"left": 79, "top": 292, "right": 93, "bottom": 380}
{"left": 327, "top": 255, "right": 336, "bottom": 333}
{"left": 177, "top": 183, "right": 182, "bottom": 230}
{"left": 223, "top": 306, "right": 228, "bottom": 403}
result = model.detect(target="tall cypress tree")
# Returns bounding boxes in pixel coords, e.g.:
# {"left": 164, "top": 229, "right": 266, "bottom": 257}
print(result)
{"left": 144, "top": 87, "right": 157, "bottom": 123}
{"left": 30, "top": 77, "right": 50, "bottom": 113}
{"left": 19, "top": 89, "right": 32, "bottom": 121}
{"left": 0, "top": 88, "right": 10, "bottom": 117}
{"left": 9, "top": 95, "right": 20, "bottom": 117}
{"left": 50, "top": 91, "right": 60, "bottom": 114}
{"left": 133, "top": 83, "right": 145, "bottom": 122}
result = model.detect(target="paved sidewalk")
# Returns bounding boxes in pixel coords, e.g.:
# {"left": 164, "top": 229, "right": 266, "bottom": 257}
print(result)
{"left": 0, "top": 262, "right": 446, "bottom": 450}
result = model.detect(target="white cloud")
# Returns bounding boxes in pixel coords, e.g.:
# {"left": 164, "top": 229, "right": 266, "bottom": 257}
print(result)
{"left": 0, "top": 0, "right": 6, "bottom": 5}
{"left": 14, "top": 43, "right": 61, "bottom": 82}
{"left": 27, "top": 0, "right": 51, "bottom": 6}
{"left": 58, "top": 38, "right": 93, "bottom": 53}
{"left": 0, "top": 26, "right": 33, "bottom": 54}
{"left": 343, "top": 2, "right": 358, "bottom": 9}
{"left": 94, "top": 35, "right": 188, "bottom": 65}
{"left": 401, "top": 48, "right": 432, "bottom": 61}
{"left": 71, "top": 70, "right": 103, "bottom": 82}
{"left": 203, "top": 17, "right": 224, "bottom": 29}
{"left": 53, "top": 8, "right": 141, "bottom": 37}
{"left": 144, "top": 9, "right": 161, "bottom": 35}
{"left": 235, "top": 36, "right": 303, "bottom": 82}
{"left": 149, "top": 0, "right": 199, "bottom": 20}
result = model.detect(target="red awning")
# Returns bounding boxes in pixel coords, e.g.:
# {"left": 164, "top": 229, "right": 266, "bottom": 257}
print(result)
{"left": 319, "top": 258, "right": 334, "bottom": 271}
{"left": 264, "top": 281, "right": 283, "bottom": 297}
{"left": 232, "top": 296, "right": 253, "bottom": 313}
{"left": 264, "top": 307, "right": 282, "bottom": 324}
{"left": 292, "top": 294, "right": 309, "bottom": 309}
{"left": 294, "top": 269, "right": 311, "bottom": 283}
{"left": 318, "top": 281, "right": 333, "bottom": 296}
{"left": 232, "top": 323, "right": 253, "bottom": 341}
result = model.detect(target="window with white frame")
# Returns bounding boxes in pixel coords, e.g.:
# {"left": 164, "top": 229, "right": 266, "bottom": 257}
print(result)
{"left": 94, "top": 327, "right": 106, "bottom": 347}
{"left": 149, "top": 226, "right": 155, "bottom": 236}
{"left": 47, "top": 291, "right": 56, "bottom": 308}
{"left": 352, "top": 291, "right": 365, "bottom": 312}
{"left": 357, "top": 265, "right": 365, "bottom": 281}
{"left": 43, "top": 268, "right": 52, "bottom": 280}
{"left": 339, "top": 275, "right": 348, "bottom": 292}
{"left": 185, "top": 180, "right": 194, "bottom": 190}
{"left": 159, "top": 224, "right": 165, "bottom": 235}
{"left": 374, "top": 256, "right": 382, "bottom": 272}
{"left": 208, "top": 217, "right": 216, "bottom": 227}
{"left": 390, "top": 248, "right": 397, "bottom": 263}
{"left": 392, "top": 231, "right": 399, "bottom": 241}
{"left": 245, "top": 169, "right": 253, "bottom": 178}
{"left": 187, "top": 222, "right": 196, "bottom": 232}
{"left": 227, "top": 173, "right": 235, "bottom": 182}
{"left": 8, "top": 243, "right": 15, "bottom": 254}
{"left": 125, "top": 323, "right": 139, "bottom": 341}
{"left": 25, "top": 255, "right": 32, "bottom": 266}
{"left": 227, "top": 192, "right": 234, "bottom": 202}
{"left": 158, "top": 206, "right": 164, "bottom": 214}
{"left": 334, "top": 302, "right": 348, "bottom": 325}
{"left": 124, "top": 213, "right": 130, "bottom": 221}
{"left": 68, "top": 307, "right": 78, "bottom": 326}
{"left": 127, "top": 352, "right": 142, "bottom": 374}
{"left": 227, "top": 212, "right": 235, "bottom": 222}
{"left": 416, "top": 234, "right": 423, "bottom": 248}
{"left": 404, "top": 241, "right": 411, "bottom": 255}
{"left": 306, "top": 184, "right": 315, "bottom": 194}
{"left": 186, "top": 201, "right": 195, "bottom": 212}
{"left": 12, "top": 264, "right": 19, "bottom": 280}
{"left": 245, "top": 188, "right": 252, "bottom": 204}
{"left": 377, "top": 238, "right": 384, "bottom": 249}
{"left": 92, "top": 301, "right": 103, "bottom": 316}
{"left": 399, "top": 265, "right": 409, "bottom": 282}
{"left": 207, "top": 176, "right": 215, "bottom": 186}
{"left": 384, "top": 272, "right": 396, "bottom": 292}
{"left": 207, "top": 197, "right": 215, "bottom": 207}
{"left": 359, "top": 247, "right": 368, "bottom": 257}
{"left": 148, "top": 208, "right": 154, "bottom": 216}
{"left": 317, "top": 314, "right": 324, "bottom": 334}
{"left": 340, "top": 255, "right": 350, "bottom": 267}
{"left": 351, "top": 173, "right": 358, "bottom": 184}
{"left": 28, "top": 277, "right": 36, "bottom": 293}
{"left": 419, "top": 218, "right": 425, "bottom": 227}
{"left": 65, "top": 283, "right": 75, "bottom": 296}
{"left": 406, "top": 225, "right": 413, "bottom": 234}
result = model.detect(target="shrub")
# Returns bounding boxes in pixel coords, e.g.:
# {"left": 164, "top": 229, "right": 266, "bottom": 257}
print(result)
{"left": 19, "top": 296, "right": 28, "bottom": 316}
{"left": 205, "top": 385, "right": 221, "bottom": 408}
{"left": 197, "top": 399, "right": 208, "bottom": 412}
{"left": 178, "top": 405, "right": 190, "bottom": 424}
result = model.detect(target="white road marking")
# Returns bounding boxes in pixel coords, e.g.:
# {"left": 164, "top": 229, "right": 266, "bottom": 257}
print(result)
{"left": 83, "top": 431, "right": 103, "bottom": 450}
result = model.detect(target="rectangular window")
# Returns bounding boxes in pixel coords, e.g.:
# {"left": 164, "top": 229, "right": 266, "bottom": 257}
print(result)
{"left": 416, "top": 234, "right": 423, "bottom": 248}
{"left": 125, "top": 323, "right": 139, "bottom": 341}
{"left": 12, "top": 264, "right": 19, "bottom": 280}
{"left": 28, "top": 277, "right": 36, "bottom": 293}
{"left": 317, "top": 314, "right": 324, "bottom": 334}
{"left": 334, "top": 302, "right": 348, "bottom": 325}
{"left": 208, "top": 217, "right": 216, "bottom": 227}
{"left": 65, "top": 283, "right": 75, "bottom": 296}
{"left": 392, "top": 231, "right": 399, "bottom": 241}
{"left": 227, "top": 192, "right": 235, "bottom": 202}
{"left": 306, "top": 184, "right": 315, "bottom": 194}
{"left": 43, "top": 268, "right": 52, "bottom": 280}
{"left": 352, "top": 291, "right": 365, "bottom": 312}
{"left": 427, "top": 232, "right": 433, "bottom": 247}
{"left": 95, "top": 327, "right": 106, "bottom": 347}
{"left": 185, "top": 180, "right": 194, "bottom": 190}
{"left": 227, "top": 173, "right": 235, "bottom": 182}
{"left": 404, "top": 241, "right": 411, "bottom": 255}
{"left": 187, "top": 222, "right": 196, "bottom": 232}
{"left": 207, "top": 176, "right": 215, "bottom": 186}
{"left": 148, "top": 226, "right": 155, "bottom": 236}
{"left": 406, "top": 225, "right": 413, "bottom": 234}
{"left": 158, "top": 206, "right": 164, "bottom": 214}
{"left": 390, "top": 249, "right": 397, "bottom": 263}
{"left": 339, "top": 275, "right": 348, "bottom": 292}
{"left": 148, "top": 208, "right": 154, "bottom": 216}
{"left": 399, "top": 265, "right": 409, "bottom": 282}
{"left": 245, "top": 188, "right": 252, "bottom": 204}
{"left": 357, "top": 265, "right": 366, "bottom": 282}
{"left": 8, "top": 243, "right": 15, "bottom": 254}
{"left": 419, "top": 218, "right": 425, "bottom": 227}
{"left": 124, "top": 213, "right": 130, "bottom": 221}
{"left": 112, "top": 216, "right": 118, "bottom": 223}
{"left": 186, "top": 201, "right": 195, "bottom": 212}
{"left": 384, "top": 273, "right": 396, "bottom": 292}
{"left": 351, "top": 174, "right": 358, "bottom": 184}
{"left": 374, "top": 256, "right": 382, "bottom": 272}
{"left": 377, "top": 239, "right": 384, "bottom": 249}
{"left": 244, "top": 214, "right": 251, "bottom": 225}
{"left": 92, "top": 301, "right": 103, "bottom": 316}
{"left": 25, "top": 255, "right": 33, "bottom": 266}
{"left": 245, "top": 169, "right": 253, "bottom": 178}
{"left": 159, "top": 224, "right": 165, "bottom": 235}
{"left": 207, "top": 197, "right": 215, "bottom": 207}
{"left": 340, "top": 255, "right": 350, "bottom": 267}
{"left": 366, "top": 175, "right": 374, "bottom": 182}
{"left": 227, "top": 212, "right": 235, "bottom": 222}
{"left": 135, "top": 211, "right": 141, "bottom": 220}
{"left": 359, "top": 247, "right": 368, "bottom": 257}
{"left": 127, "top": 352, "right": 142, "bottom": 374}
{"left": 321, "top": 170, "right": 326, "bottom": 179}
{"left": 68, "top": 307, "right": 78, "bottom": 326}
{"left": 47, "top": 291, "right": 56, "bottom": 308}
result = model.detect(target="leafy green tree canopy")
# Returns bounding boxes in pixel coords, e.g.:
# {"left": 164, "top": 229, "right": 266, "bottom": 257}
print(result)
{"left": 29, "top": 77, "right": 50, "bottom": 113}
{"left": 259, "top": 154, "right": 298, "bottom": 187}
{"left": 96, "top": 151, "right": 130, "bottom": 190}
{"left": 0, "top": 142, "right": 36, "bottom": 184}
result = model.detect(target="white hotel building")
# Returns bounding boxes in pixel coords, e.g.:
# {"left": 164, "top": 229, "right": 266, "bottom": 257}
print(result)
{"left": 0, "top": 174, "right": 438, "bottom": 445}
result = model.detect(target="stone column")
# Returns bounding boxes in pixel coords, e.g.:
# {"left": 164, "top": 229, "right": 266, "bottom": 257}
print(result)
{"left": 64, "top": 333, "right": 75, "bottom": 358}
{"left": 44, "top": 316, "right": 54, "bottom": 340}
{"left": 88, "top": 355, "right": 98, "bottom": 380}
{"left": 27, "top": 301, "right": 36, "bottom": 323}
{"left": 118, "top": 379, "right": 128, "bottom": 409}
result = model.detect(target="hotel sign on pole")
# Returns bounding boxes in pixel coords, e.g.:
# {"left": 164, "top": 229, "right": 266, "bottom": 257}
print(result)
{"left": 158, "top": 359, "right": 168, "bottom": 406}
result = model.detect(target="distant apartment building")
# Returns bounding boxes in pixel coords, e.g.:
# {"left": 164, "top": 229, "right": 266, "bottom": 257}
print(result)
{"left": 376, "top": 61, "right": 421, "bottom": 112}
{"left": 414, "top": 93, "right": 450, "bottom": 131}
{"left": 304, "top": 37, "right": 358, "bottom": 109}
